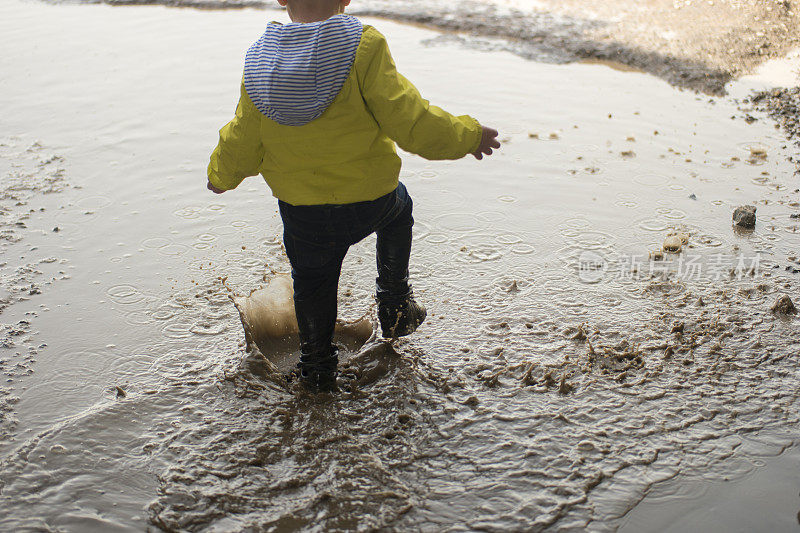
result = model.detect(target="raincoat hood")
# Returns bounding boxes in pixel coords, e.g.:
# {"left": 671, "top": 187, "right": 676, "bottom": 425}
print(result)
{"left": 243, "top": 15, "right": 364, "bottom": 126}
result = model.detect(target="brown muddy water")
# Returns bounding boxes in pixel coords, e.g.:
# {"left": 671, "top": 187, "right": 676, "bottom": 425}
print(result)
{"left": 1, "top": 1, "right": 800, "bottom": 531}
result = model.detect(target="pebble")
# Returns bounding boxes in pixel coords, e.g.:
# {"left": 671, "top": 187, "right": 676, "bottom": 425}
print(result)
{"left": 733, "top": 205, "right": 757, "bottom": 229}
{"left": 663, "top": 235, "right": 682, "bottom": 252}
{"left": 771, "top": 294, "right": 796, "bottom": 315}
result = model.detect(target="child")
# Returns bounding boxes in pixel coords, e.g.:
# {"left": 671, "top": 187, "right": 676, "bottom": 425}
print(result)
{"left": 207, "top": 0, "right": 500, "bottom": 392}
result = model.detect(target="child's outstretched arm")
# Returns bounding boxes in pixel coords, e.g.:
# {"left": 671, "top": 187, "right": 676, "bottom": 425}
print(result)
{"left": 357, "top": 27, "right": 499, "bottom": 161}
{"left": 207, "top": 83, "right": 265, "bottom": 193}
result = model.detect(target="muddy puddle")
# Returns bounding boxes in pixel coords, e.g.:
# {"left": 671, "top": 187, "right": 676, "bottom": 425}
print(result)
{"left": 44, "top": 0, "right": 800, "bottom": 94}
{"left": 1, "top": 1, "right": 799, "bottom": 531}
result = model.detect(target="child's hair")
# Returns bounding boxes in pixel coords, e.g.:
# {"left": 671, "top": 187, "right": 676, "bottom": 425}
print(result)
{"left": 285, "top": 0, "right": 340, "bottom": 8}
{"left": 281, "top": 0, "right": 345, "bottom": 18}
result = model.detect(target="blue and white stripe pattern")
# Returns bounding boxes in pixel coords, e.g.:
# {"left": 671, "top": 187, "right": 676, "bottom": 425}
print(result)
{"left": 244, "top": 15, "right": 363, "bottom": 126}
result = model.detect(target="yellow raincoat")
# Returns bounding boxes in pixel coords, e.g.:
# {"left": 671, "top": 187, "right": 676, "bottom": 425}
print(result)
{"left": 208, "top": 25, "right": 482, "bottom": 206}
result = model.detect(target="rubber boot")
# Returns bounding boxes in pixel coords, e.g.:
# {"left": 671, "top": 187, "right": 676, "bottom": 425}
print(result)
{"left": 297, "top": 345, "right": 339, "bottom": 393}
{"left": 377, "top": 289, "right": 427, "bottom": 338}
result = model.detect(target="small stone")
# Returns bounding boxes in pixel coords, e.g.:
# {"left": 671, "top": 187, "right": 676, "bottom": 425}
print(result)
{"left": 733, "top": 205, "right": 757, "bottom": 229}
{"left": 663, "top": 235, "right": 682, "bottom": 252}
{"left": 771, "top": 294, "right": 797, "bottom": 315}
{"left": 558, "top": 375, "right": 573, "bottom": 395}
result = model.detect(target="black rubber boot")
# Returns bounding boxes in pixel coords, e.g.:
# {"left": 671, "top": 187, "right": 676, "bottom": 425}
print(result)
{"left": 297, "top": 345, "right": 339, "bottom": 393}
{"left": 377, "top": 291, "right": 427, "bottom": 338}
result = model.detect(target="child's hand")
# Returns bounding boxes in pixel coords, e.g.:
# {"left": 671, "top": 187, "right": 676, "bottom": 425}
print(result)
{"left": 207, "top": 181, "right": 226, "bottom": 194}
{"left": 472, "top": 126, "right": 501, "bottom": 160}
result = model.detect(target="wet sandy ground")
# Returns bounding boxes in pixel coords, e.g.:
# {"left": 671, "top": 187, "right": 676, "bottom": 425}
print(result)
{"left": 383, "top": 0, "right": 800, "bottom": 94}
{"left": 2, "top": 1, "right": 800, "bottom": 531}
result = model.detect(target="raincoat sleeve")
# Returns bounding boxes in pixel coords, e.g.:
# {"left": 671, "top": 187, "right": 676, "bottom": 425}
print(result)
{"left": 357, "top": 28, "right": 482, "bottom": 160}
{"left": 207, "top": 83, "right": 264, "bottom": 191}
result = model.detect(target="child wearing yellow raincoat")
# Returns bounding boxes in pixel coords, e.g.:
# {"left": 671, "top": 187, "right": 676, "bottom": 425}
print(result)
{"left": 207, "top": 0, "right": 500, "bottom": 391}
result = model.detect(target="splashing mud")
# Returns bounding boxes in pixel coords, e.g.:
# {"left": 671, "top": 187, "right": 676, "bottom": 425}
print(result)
{"left": 1, "top": 1, "right": 799, "bottom": 531}
{"left": 231, "top": 273, "right": 374, "bottom": 376}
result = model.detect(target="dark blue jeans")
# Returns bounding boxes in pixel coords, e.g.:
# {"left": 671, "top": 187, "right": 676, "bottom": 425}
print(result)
{"left": 279, "top": 183, "right": 414, "bottom": 367}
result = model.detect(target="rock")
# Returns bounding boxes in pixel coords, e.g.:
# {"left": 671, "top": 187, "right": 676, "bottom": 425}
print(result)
{"left": 558, "top": 374, "right": 573, "bottom": 395}
{"left": 771, "top": 294, "right": 797, "bottom": 315}
{"left": 663, "top": 235, "right": 682, "bottom": 252}
{"left": 733, "top": 205, "right": 757, "bottom": 229}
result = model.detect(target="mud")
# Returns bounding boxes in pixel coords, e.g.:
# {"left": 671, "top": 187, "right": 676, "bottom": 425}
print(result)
{"left": 232, "top": 274, "right": 374, "bottom": 372}
{"left": 1, "top": 1, "right": 800, "bottom": 531}
{"left": 0, "top": 139, "right": 71, "bottom": 447}
{"left": 752, "top": 86, "right": 800, "bottom": 141}
{"left": 620, "top": 441, "right": 800, "bottom": 531}
{"left": 748, "top": 86, "right": 800, "bottom": 172}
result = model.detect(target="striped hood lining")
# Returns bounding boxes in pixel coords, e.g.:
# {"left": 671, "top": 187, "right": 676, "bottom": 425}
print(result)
{"left": 243, "top": 15, "right": 364, "bottom": 127}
